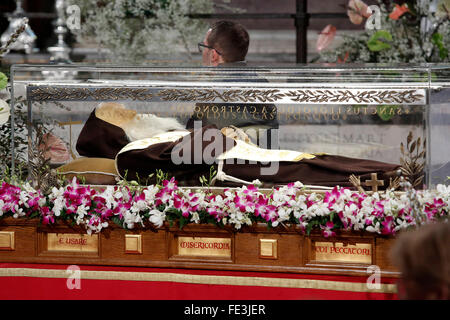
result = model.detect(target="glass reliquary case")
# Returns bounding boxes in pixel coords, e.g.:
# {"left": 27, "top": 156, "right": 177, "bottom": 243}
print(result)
{"left": 9, "top": 63, "right": 450, "bottom": 191}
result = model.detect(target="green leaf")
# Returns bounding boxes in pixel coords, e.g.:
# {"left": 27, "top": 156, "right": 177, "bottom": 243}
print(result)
{"left": 306, "top": 220, "right": 320, "bottom": 236}
{"left": 431, "top": 33, "right": 448, "bottom": 60}
{"left": 179, "top": 216, "right": 188, "bottom": 229}
{"left": 367, "top": 31, "right": 392, "bottom": 52}
{"left": 432, "top": 32, "right": 443, "bottom": 44}
{"left": 112, "top": 216, "right": 123, "bottom": 228}
{"left": 306, "top": 223, "right": 313, "bottom": 236}
{"left": 29, "top": 211, "right": 40, "bottom": 219}
{"left": 376, "top": 105, "right": 398, "bottom": 121}
{"left": 0, "top": 72, "right": 7, "bottom": 90}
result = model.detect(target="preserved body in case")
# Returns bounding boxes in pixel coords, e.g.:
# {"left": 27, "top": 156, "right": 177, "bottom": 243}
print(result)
{"left": 9, "top": 63, "right": 450, "bottom": 190}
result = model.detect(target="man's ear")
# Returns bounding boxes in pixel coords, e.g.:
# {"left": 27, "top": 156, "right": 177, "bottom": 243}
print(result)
{"left": 211, "top": 49, "right": 224, "bottom": 66}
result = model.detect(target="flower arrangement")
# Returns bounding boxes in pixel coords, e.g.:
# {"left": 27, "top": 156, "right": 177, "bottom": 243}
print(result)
{"left": 68, "top": 0, "right": 243, "bottom": 63}
{"left": 318, "top": 0, "right": 450, "bottom": 63}
{"left": 0, "top": 74, "right": 8, "bottom": 126}
{"left": 1, "top": 176, "right": 448, "bottom": 237}
{"left": 0, "top": 17, "right": 34, "bottom": 176}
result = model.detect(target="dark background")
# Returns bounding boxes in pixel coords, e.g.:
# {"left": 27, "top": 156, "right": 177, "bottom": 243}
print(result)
{"left": 0, "top": 0, "right": 385, "bottom": 53}
{"left": 1, "top": 0, "right": 56, "bottom": 51}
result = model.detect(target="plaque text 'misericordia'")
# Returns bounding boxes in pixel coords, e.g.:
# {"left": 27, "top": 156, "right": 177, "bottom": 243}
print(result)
{"left": 28, "top": 86, "right": 426, "bottom": 105}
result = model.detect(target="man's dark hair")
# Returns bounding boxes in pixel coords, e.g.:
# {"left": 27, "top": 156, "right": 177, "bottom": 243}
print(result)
{"left": 207, "top": 20, "right": 249, "bottom": 63}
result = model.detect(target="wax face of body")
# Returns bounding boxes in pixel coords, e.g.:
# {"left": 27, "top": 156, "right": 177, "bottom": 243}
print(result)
{"left": 202, "top": 29, "right": 224, "bottom": 67}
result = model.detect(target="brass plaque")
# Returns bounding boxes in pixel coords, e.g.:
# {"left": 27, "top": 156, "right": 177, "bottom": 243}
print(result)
{"left": 0, "top": 231, "right": 15, "bottom": 250}
{"left": 178, "top": 236, "right": 231, "bottom": 258}
{"left": 125, "top": 234, "right": 142, "bottom": 254}
{"left": 259, "top": 239, "right": 277, "bottom": 259}
{"left": 47, "top": 233, "right": 99, "bottom": 253}
{"left": 314, "top": 241, "right": 372, "bottom": 264}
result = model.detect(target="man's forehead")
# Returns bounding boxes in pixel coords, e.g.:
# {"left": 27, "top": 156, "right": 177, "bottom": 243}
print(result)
{"left": 204, "top": 29, "right": 212, "bottom": 43}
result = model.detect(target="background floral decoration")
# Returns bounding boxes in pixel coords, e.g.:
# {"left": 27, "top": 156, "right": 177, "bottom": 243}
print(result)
{"left": 0, "top": 17, "right": 72, "bottom": 182}
{"left": 67, "top": 0, "right": 244, "bottom": 64}
{"left": 0, "top": 18, "right": 29, "bottom": 179}
{"left": 318, "top": 0, "right": 450, "bottom": 63}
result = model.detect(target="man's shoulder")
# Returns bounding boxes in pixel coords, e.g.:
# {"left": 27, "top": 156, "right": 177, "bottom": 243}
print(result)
{"left": 217, "top": 61, "right": 271, "bottom": 83}
{"left": 218, "top": 61, "right": 247, "bottom": 67}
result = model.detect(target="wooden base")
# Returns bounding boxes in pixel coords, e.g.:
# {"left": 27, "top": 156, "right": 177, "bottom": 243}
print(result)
{"left": 0, "top": 217, "right": 399, "bottom": 278}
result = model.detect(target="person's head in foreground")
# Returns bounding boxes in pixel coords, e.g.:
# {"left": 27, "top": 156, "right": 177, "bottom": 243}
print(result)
{"left": 391, "top": 221, "right": 450, "bottom": 300}
{"left": 198, "top": 20, "right": 249, "bottom": 66}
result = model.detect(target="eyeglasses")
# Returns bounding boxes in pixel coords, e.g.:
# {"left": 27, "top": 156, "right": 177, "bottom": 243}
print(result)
{"left": 198, "top": 42, "right": 222, "bottom": 55}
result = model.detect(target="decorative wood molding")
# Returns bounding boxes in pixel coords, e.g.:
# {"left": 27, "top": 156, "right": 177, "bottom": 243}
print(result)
{"left": 259, "top": 239, "right": 278, "bottom": 260}
{"left": 0, "top": 231, "right": 15, "bottom": 251}
{"left": 0, "top": 221, "right": 400, "bottom": 277}
{"left": 125, "top": 234, "right": 143, "bottom": 254}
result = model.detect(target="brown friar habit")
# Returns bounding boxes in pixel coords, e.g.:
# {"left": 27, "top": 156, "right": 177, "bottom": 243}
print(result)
{"left": 76, "top": 110, "right": 400, "bottom": 189}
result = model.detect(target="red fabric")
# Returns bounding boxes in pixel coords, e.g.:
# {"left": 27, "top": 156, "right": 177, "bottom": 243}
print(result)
{"left": 0, "top": 263, "right": 398, "bottom": 300}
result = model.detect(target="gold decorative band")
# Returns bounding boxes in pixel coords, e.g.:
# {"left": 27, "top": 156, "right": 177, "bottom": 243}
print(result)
{"left": 30, "top": 87, "right": 154, "bottom": 101}
{"left": 29, "top": 86, "right": 425, "bottom": 105}
{"left": 0, "top": 267, "right": 397, "bottom": 294}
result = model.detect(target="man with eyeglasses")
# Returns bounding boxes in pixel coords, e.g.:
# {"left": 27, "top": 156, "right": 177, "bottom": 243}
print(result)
{"left": 198, "top": 20, "right": 249, "bottom": 67}
{"left": 191, "top": 20, "right": 279, "bottom": 148}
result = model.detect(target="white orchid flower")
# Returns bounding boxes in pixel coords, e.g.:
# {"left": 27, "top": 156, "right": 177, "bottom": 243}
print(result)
{"left": 149, "top": 209, "right": 165, "bottom": 228}
{"left": 0, "top": 99, "right": 10, "bottom": 125}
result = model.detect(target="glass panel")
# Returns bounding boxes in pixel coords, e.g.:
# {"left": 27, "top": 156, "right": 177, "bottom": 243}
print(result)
{"left": 430, "top": 64, "right": 450, "bottom": 186}
{"left": 10, "top": 63, "right": 440, "bottom": 189}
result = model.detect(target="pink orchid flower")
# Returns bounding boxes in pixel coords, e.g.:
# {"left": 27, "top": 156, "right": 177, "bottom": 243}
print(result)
{"left": 155, "top": 188, "right": 172, "bottom": 207}
{"left": 372, "top": 200, "right": 385, "bottom": 218}
{"left": 381, "top": 216, "right": 394, "bottom": 235}
{"left": 174, "top": 194, "right": 191, "bottom": 217}
{"left": 389, "top": 3, "right": 409, "bottom": 20}
{"left": 323, "top": 186, "right": 342, "bottom": 209}
{"left": 41, "top": 207, "right": 54, "bottom": 225}
{"left": 162, "top": 177, "right": 177, "bottom": 193}
{"left": 233, "top": 195, "right": 247, "bottom": 212}
{"left": 316, "top": 24, "right": 336, "bottom": 52}
{"left": 38, "top": 133, "right": 70, "bottom": 163}
{"left": 347, "top": 0, "right": 371, "bottom": 25}
{"left": 321, "top": 221, "right": 336, "bottom": 238}
{"left": 265, "top": 205, "right": 278, "bottom": 222}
